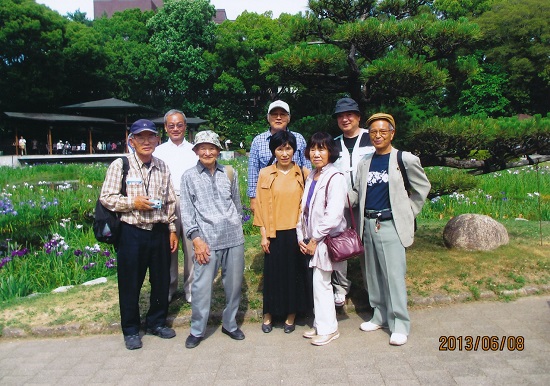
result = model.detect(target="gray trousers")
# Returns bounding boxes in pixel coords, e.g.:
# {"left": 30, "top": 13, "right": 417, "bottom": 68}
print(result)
{"left": 363, "top": 217, "right": 410, "bottom": 335}
{"left": 190, "top": 244, "right": 245, "bottom": 337}
{"left": 170, "top": 198, "right": 195, "bottom": 302}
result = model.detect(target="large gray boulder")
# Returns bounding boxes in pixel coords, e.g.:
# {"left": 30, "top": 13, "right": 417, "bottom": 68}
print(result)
{"left": 443, "top": 214, "right": 509, "bottom": 251}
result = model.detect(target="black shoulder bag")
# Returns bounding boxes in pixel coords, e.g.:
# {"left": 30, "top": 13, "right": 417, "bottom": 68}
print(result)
{"left": 93, "top": 157, "right": 130, "bottom": 244}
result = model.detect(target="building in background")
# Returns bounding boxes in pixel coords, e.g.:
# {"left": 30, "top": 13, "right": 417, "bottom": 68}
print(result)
{"left": 94, "top": 0, "right": 227, "bottom": 23}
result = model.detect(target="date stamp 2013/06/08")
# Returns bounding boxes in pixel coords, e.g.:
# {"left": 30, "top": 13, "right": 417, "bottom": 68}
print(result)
{"left": 439, "top": 336, "right": 524, "bottom": 351}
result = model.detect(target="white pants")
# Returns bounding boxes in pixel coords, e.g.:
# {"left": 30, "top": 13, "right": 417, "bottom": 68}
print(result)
{"left": 313, "top": 267, "right": 338, "bottom": 335}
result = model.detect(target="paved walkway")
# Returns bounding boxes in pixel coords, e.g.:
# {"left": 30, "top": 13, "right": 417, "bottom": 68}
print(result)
{"left": 1, "top": 295, "right": 549, "bottom": 385}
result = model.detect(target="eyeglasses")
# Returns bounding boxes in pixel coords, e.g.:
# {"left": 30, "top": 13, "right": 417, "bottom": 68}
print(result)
{"left": 131, "top": 134, "right": 158, "bottom": 143}
{"left": 166, "top": 123, "right": 185, "bottom": 130}
{"left": 369, "top": 129, "right": 392, "bottom": 137}
{"left": 269, "top": 112, "right": 289, "bottom": 118}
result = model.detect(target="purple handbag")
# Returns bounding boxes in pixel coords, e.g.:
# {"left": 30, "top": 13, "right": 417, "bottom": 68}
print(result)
{"left": 323, "top": 174, "right": 364, "bottom": 263}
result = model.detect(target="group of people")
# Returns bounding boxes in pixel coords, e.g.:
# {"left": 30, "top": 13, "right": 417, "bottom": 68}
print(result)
{"left": 96, "top": 140, "right": 123, "bottom": 153}
{"left": 54, "top": 140, "right": 87, "bottom": 154}
{"left": 99, "top": 98, "right": 430, "bottom": 351}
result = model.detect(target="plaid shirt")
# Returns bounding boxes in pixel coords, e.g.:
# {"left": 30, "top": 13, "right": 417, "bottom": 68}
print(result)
{"left": 180, "top": 161, "right": 244, "bottom": 250}
{"left": 99, "top": 156, "right": 177, "bottom": 232}
{"left": 246, "top": 129, "right": 311, "bottom": 198}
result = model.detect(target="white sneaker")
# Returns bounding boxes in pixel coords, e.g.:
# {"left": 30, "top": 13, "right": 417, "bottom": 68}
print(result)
{"left": 302, "top": 328, "right": 317, "bottom": 339}
{"left": 334, "top": 293, "right": 346, "bottom": 307}
{"left": 389, "top": 333, "right": 408, "bottom": 346}
{"left": 360, "top": 321, "right": 383, "bottom": 332}
{"left": 311, "top": 331, "right": 340, "bottom": 346}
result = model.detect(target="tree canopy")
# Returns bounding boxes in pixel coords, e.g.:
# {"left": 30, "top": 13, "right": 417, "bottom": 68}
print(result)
{"left": 0, "top": 0, "right": 549, "bottom": 167}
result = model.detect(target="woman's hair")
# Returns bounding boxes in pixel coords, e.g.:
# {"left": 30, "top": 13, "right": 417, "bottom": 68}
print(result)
{"left": 306, "top": 132, "right": 339, "bottom": 163}
{"left": 269, "top": 130, "right": 297, "bottom": 155}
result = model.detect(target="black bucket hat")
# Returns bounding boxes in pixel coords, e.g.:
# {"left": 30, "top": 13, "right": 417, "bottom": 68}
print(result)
{"left": 332, "top": 98, "right": 361, "bottom": 118}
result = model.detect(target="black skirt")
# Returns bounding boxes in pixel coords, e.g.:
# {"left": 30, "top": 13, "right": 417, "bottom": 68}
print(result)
{"left": 262, "top": 229, "right": 313, "bottom": 317}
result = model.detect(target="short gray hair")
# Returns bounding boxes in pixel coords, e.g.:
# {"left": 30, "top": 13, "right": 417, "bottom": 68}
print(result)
{"left": 164, "top": 109, "right": 187, "bottom": 125}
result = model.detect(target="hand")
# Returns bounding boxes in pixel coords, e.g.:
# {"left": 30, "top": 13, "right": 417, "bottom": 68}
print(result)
{"left": 249, "top": 198, "right": 257, "bottom": 214}
{"left": 169, "top": 232, "right": 178, "bottom": 253}
{"left": 305, "top": 239, "right": 317, "bottom": 256}
{"left": 298, "top": 240, "right": 308, "bottom": 255}
{"left": 193, "top": 237, "right": 211, "bottom": 265}
{"left": 134, "top": 196, "right": 154, "bottom": 211}
{"left": 260, "top": 236, "right": 270, "bottom": 254}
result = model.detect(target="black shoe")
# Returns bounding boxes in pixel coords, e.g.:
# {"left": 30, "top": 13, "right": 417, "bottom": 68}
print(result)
{"left": 221, "top": 327, "right": 245, "bottom": 340}
{"left": 146, "top": 326, "right": 176, "bottom": 339}
{"left": 261, "top": 323, "right": 272, "bottom": 333}
{"left": 284, "top": 323, "right": 295, "bottom": 334}
{"left": 124, "top": 334, "right": 142, "bottom": 350}
{"left": 185, "top": 334, "right": 202, "bottom": 349}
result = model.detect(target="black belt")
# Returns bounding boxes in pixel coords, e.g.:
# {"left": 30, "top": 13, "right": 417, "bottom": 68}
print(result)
{"left": 365, "top": 210, "right": 393, "bottom": 221}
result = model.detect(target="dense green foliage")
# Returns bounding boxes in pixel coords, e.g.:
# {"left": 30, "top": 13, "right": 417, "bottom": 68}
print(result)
{"left": 1, "top": 0, "right": 549, "bottom": 163}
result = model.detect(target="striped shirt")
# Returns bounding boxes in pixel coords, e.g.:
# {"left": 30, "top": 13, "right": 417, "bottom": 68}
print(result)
{"left": 99, "top": 155, "right": 177, "bottom": 232}
{"left": 180, "top": 161, "right": 244, "bottom": 250}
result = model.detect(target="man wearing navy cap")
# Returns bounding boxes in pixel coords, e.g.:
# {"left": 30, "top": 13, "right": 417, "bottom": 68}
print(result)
{"left": 100, "top": 119, "right": 178, "bottom": 350}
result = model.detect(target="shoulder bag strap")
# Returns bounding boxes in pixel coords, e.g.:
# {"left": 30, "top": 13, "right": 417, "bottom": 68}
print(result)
{"left": 120, "top": 157, "right": 129, "bottom": 196}
{"left": 323, "top": 172, "right": 358, "bottom": 230}
{"left": 397, "top": 150, "right": 411, "bottom": 194}
{"left": 225, "top": 164, "right": 235, "bottom": 191}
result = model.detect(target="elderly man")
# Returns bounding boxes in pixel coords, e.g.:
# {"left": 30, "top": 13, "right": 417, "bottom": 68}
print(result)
{"left": 349, "top": 113, "right": 430, "bottom": 346}
{"left": 332, "top": 97, "right": 375, "bottom": 307}
{"left": 100, "top": 119, "right": 178, "bottom": 350}
{"left": 180, "top": 130, "right": 245, "bottom": 349}
{"left": 247, "top": 100, "right": 311, "bottom": 212}
{"left": 154, "top": 109, "right": 198, "bottom": 303}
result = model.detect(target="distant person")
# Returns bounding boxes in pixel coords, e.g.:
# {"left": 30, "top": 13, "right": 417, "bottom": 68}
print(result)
{"left": 99, "top": 119, "right": 178, "bottom": 350}
{"left": 81, "top": 141, "right": 86, "bottom": 154}
{"left": 32, "top": 139, "right": 38, "bottom": 154}
{"left": 63, "top": 141, "right": 70, "bottom": 155}
{"left": 247, "top": 100, "right": 311, "bottom": 213}
{"left": 180, "top": 130, "right": 245, "bottom": 349}
{"left": 18, "top": 136, "right": 26, "bottom": 155}
{"left": 153, "top": 109, "right": 198, "bottom": 303}
{"left": 57, "top": 140, "right": 63, "bottom": 154}
{"left": 331, "top": 98, "right": 375, "bottom": 306}
{"left": 349, "top": 113, "right": 431, "bottom": 346}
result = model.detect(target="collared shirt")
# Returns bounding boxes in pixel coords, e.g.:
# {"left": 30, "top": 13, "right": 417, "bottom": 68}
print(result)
{"left": 253, "top": 163, "right": 307, "bottom": 238}
{"left": 99, "top": 155, "right": 177, "bottom": 233}
{"left": 180, "top": 161, "right": 244, "bottom": 250}
{"left": 153, "top": 138, "right": 198, "bottom": 195}
{"left": 333, "top": 129, "right": 375, "bottom": 188}
{"left": 247, "top": 129, "right": 311, "bottom": 198}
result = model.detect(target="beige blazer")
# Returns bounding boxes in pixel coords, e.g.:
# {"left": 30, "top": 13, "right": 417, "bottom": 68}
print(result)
{"left": 349, "top": 147, "right": 431, "bottom": 247}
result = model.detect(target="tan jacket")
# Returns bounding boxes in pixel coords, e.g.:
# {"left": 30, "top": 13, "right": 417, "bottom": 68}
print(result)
{"left": 253, "top": 164, "right": 308, "bottom": 238}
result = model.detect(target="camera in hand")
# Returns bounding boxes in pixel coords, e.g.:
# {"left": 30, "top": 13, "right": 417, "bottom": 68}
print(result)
{"left": 303, "top": 238, "right": 310, "bottom": 244}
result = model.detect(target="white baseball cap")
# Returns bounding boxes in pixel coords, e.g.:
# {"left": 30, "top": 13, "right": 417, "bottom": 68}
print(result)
{"left": 268, "top": 100, "right": 290, "bottom": 114}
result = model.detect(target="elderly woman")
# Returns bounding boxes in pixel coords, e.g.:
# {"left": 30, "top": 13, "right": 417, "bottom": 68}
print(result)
{"left": 253, "top": 130, "right": 311, "bottom": 334}
{"left": 297, "top": 132, "right": 347, "bottom": 346}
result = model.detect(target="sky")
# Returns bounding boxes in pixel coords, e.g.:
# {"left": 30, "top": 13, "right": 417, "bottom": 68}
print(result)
{"left": 36, "top": 0, "right": 311, "bottom": 20}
